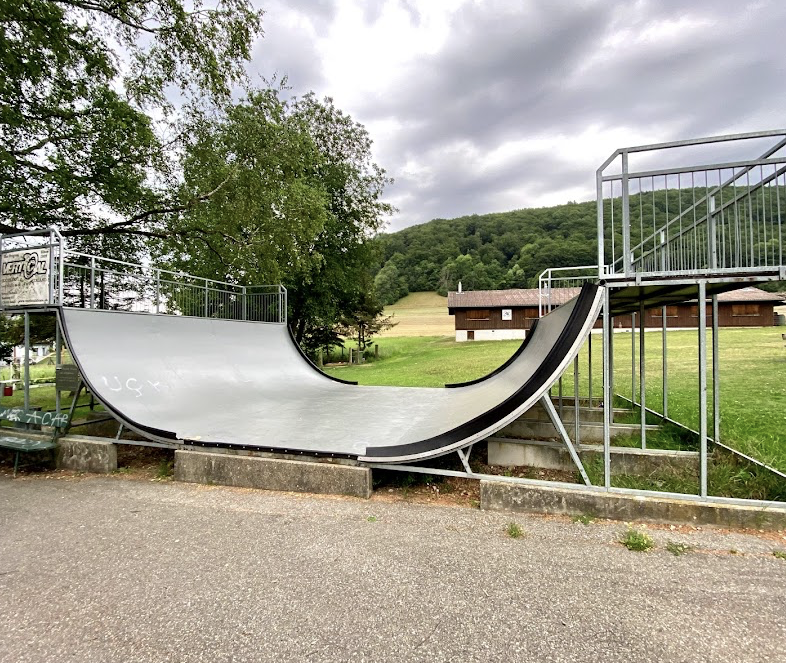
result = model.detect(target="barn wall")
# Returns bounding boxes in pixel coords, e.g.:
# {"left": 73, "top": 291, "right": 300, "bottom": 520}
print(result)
{"left": 452, "top": 302, "right": 777, "bottom": 334}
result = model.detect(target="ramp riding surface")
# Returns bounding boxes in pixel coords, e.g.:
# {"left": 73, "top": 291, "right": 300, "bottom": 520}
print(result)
{"left": 59, "top": 284, "right": 602, "bottom": 463}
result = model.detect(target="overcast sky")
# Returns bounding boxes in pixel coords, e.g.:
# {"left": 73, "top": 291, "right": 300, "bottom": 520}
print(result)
{"left": 246, "top": 0, "right": 786, "bottom": 232}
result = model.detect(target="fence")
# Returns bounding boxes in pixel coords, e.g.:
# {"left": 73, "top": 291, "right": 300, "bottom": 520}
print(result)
{"left": 597, "top": 130, "right": 786, "bottom": 281}
{"left": 0, "top": 230, "right": 286, "bottom": 323}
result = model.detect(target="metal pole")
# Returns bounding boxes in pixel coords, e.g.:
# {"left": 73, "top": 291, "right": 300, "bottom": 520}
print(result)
{"left": 698, "top": 282, "right": 708, "bottom": 498}
{"left": 662, "top": 305, "right": 668, "bottom": 418}
{"left": 55, "top": 318, "right": 62, "bottom": 417}
{"left": 155, "top": 270, "right": 160, "bottom": 314}
{"left": 639, "top": 301, "right": 646, "bottom": 450}
{"left": 58, "top": 235, "right": 64, "bottom": 305}
{"left": 48, "top": 230, "right": 55, "bottom": 305}
{"left": 23, "top": 311, "right": 30, "bottom": 413}
{"left": 596, "top": 171, "right": 605, "bottom": 277}
{"left": 204, "top": 279, "right": 209, "bottom": 317}
{"left": 602, "top": 287, "right": 611, "bottom": 489}
{"left": 558, "top": 376, "right": 563, "bottom": 419}
{"left": 587, "top": 333, "right": 593, "bottom": 408}
{"left": 622, "top": 151, "right": 631, "bottom": 274}
{"left": 242, "top": 286, "right": 247, "bottom": 321}
{"left": 608, "top": 314, "right": 614, "bottom": 407}
{"left": 574, "top": 355, "right": 580, "bottom": 447}
{"left": 631, "top": 312, "right": 636, "bottom": 402}
{"left": 89, "top": 256, "right": 96, "bottom": 309}
{"left": 712, "top": 294, "right": 720, "bottom": 443}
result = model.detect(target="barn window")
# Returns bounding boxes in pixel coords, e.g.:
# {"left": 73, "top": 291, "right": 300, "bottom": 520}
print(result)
{"left": 466, "top": 309, "right": 490, "bottom": 321}
{"left": 731, "top": 303, "right": 759, "bottom": 316}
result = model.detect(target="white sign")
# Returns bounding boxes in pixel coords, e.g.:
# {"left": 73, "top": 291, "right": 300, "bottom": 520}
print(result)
{"left": 1, "top": 248, "right": 51, "bottom": 306}
{"left": 501, "top": 308, "right": 512, "bottom": 321}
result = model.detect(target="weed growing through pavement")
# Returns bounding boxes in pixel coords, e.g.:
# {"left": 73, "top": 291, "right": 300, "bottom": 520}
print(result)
{"left": 367, "top": 516, "right": 378, "bottom": 523}
{"left": 572, "top": 513, "right": 595, "bottom": 525}
{"left": 506, "top": 522, "right": 524, "bottom": 539}
{"left": 666, "top": 541, "right": 693, "bottom": 556}
{"left": 619, "top": 526, "right": 654, "bottom": 551}
{"left": 773, "top": 550, "right": 786, "bottom": 560}
{"left": 156, "top": 459, "right": 173, "bottom": 479}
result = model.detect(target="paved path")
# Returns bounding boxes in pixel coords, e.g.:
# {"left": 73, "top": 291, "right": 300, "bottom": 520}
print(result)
{"left": 1, "top": 475, "right": 785, "bottom": 663}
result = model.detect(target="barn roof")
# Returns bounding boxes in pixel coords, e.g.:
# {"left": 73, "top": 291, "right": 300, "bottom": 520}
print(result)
{"left": 447, "top": 287, "right": 579, "bottom": 310}
{"left": 447, "top": 285, "right": 783, "bottom": 310}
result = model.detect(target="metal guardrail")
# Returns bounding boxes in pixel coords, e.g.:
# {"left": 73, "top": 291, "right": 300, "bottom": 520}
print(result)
{"left": 537, "top": 265, "right": 599, "bottom": 316}
{"left": 597, "top": 130, "right": 786, "bottom": 281}
{"left": 0, "top": 229, "right": 287, "bottom": 323}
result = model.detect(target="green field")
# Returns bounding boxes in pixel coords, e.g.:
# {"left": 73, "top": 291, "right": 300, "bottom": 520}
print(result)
{"left": 380, "top": 292, "right": 454, "bottom": 338}
{"left": 326, "top": 327, "right": 786, "bottom": 474}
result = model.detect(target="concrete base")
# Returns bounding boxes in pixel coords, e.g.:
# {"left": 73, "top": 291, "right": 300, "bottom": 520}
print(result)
{"left": 487, "top": 437, "right": 700, "bottom": 475}
{"left": 57, "top": 435, "right": 117, "bottom": 473}
{"left": 174, "top": 450, "right": 372, "bottom": 499}
{"left": 480, "top": 480, "right": 786, "bottom": 530}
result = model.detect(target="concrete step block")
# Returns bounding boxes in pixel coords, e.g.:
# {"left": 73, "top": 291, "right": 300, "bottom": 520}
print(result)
{"left": 499, "top": 419, "right": 659, "bottom": 443}
{"left": 174, "top": 450, "right": 371, "bottom": 498}
{"left": 487, "top": 437, "right": 700, "bottom": 475}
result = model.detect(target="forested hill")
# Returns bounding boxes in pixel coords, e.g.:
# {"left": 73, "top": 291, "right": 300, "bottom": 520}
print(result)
{"left": 372, "top": 199, "right": 598, "bottom": 304}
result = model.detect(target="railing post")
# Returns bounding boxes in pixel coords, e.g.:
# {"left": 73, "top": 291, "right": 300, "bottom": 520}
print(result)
{"left": 155, "top": 270, "right": 160, "bottom": 314}
{"left": 58, "top": 237, "right": 65, "bottom": 305}
{"left": 709, "top": 195, "right": 717, "bottom": 270}
{"left": 621, "top": 151, "right": 631, "bottom": 275}
{"left": 242, "top": 286, "right": 247, "bottom": 321}
{"left": 204, "top": 278, "right": 209, "bottom": 318}
{"left": 89, "top": 256, "right": 96, "bottom": 309}
{"left": 596, "top": 170, "right": 605, "bottom": 278}
{"left": 48, "top": 230, "right": 55, "bottom": 305}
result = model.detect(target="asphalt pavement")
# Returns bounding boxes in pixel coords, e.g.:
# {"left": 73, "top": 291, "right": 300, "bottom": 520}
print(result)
{"left": 1, "top": 475, "right": 785, "bottom": 663}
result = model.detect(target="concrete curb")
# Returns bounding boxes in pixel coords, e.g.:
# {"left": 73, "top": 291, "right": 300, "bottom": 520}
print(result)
{"left": 480, "top": 480, "right": 786, "bottom": 530}
{"left": 174, "top": 450, "right": 372, "bottom": 499}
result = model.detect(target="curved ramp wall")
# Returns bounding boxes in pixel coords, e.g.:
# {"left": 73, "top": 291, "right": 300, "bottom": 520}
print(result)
{"left": 59, "top": 283, "right": 602, "bottom": 463}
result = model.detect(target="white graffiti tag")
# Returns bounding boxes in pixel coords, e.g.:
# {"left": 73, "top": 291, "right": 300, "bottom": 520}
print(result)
{"left": 100, "top": 376, "right": 164, "bottom": 398}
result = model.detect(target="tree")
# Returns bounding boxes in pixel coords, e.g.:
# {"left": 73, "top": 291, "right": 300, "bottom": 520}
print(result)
{"left": 0, "top": 0, "right": 262, "bottom": 247}
{"left": 161, "top": 90, "right": 394, "bottom": 350}
{"left": 335, "top": 290, "right": 396, "bottom": 355}
{"left": 374, "top": 261, "right": 408, "bottom": 305}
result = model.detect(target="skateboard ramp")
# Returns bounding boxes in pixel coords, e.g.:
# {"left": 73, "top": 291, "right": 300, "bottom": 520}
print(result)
{"left": 59, "top": 284, "right": 602, "bottom": 463}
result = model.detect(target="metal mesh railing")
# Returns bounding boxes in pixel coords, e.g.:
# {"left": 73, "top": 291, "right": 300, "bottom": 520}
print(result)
{"left": 59, "top": 253, "right": 286, "bottom": 323}
{"left": 598, "top": 130, "right": 786, "bottom": 280}
{"left": 0, "top": 230, "right": 286, "bottom": 323}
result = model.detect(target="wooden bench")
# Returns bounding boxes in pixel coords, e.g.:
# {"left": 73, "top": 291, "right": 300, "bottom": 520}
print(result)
{"left": 0, "top": 408, "right": 71, "bottom": 477}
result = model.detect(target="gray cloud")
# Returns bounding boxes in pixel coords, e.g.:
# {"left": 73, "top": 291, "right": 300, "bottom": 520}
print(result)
{"left": 251, "top": 0, "right": 786, "bottom": 231}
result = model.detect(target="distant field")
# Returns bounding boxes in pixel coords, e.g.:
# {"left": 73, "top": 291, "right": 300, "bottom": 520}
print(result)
{"left": 380, "top": 291, "right": 454, "bottom": 338}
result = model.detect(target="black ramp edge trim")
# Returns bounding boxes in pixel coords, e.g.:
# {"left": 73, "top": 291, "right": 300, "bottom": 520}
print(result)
{"left": 285, "top": 324, "right": 358, "bottom": 386}
{"left": 57, "top": 308, "right": 179, "bottom": 442}
{"left": 445, "top": 319, "right": 540, "bottom": 388}
{"left": 364, "top": 283, "right": 599, "bottom": 459}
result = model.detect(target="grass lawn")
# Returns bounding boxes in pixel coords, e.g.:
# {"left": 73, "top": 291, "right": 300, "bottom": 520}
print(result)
{"left": 325, "top": 327, "right": 786, "bottom": 474}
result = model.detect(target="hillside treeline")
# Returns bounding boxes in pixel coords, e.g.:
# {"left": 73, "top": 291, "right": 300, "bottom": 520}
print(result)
{"left": 373, "top": 187, "right": 786, "bottom": 304}
{"left": 373, "top": 201, "right": 598, "bottom": 303}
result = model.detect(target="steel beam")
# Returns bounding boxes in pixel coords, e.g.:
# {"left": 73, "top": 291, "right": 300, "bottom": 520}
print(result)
{"left": 541, "top": 395, "right": 591, "bottom": 486}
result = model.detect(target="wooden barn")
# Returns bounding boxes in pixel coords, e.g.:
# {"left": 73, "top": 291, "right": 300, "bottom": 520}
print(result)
{"left": 447, "top": 286, "right": 784, "bottom": 342}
